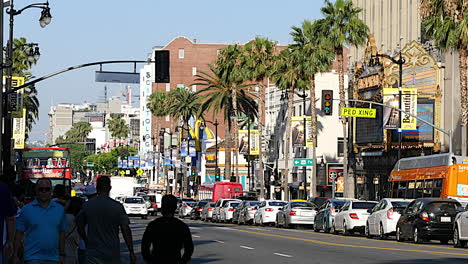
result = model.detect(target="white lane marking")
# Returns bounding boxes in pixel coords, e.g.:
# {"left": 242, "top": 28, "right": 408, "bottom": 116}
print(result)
{"left": 274, "top": 253, "right": 293, "bottom": 258}
{"left": 192, "top": 235, "right": 201, "bottom": 238}
{"left": 240, "top": 246, "right": 254, "bottom": 250}
{"left": 190, "top": 227, "right": 201, "bottom": 230}
{"left": 215, "top": 227, "right": 236, "bottom": 231}
{"left": 213, "top": 240, "right": 225, "bottom": 244}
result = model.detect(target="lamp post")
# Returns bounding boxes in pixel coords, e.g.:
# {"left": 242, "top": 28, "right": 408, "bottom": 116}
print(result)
{"left": 151, "top": 136, "right": 157, "bottom": 183}
{"left": 296, "top": 91, "right": 308, "bottom": 199}
{"left": 1, "top": 0, "right": 52, "bottom": 177}
{"left": 160, "top": 130, "right": 173, "bottom": 194}
{"left": 370, "top": 51, "right": 405, "bottom": 160}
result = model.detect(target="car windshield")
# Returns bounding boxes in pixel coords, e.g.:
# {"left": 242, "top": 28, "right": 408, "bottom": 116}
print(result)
{"left": 391, "top": 201, "right": 410, "bottom": 208}
{"left": 197, "top": 201, "right": 208, "bottom": 207}
{"left": 426, "top": 202, "right": 462, "bottom": 214}
{"left": 125, "top": 198, "right": 144, "bottom": 204}
{"left": 186, "top": 202, "right": 196, "bottom": 207}
{"left": 268, "top": 202, "right": 287, "bottom": 206}
{"left": 290, "top": 202, "right": 316, "bottom": 208}
{"left": 352, "top": 202, "right": 377, "bottom": 209}
{"left": 230, "top": 202, "right": 240, "bottom": 208}
{"left": 331, "top": 200, "right": 347, "bottom": 208}
{"left": 248, "top": 201, "right": 261, "bottom": 206}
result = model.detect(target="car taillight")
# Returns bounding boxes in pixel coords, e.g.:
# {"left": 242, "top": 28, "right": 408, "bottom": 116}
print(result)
{"left": 248, "top": 208, "right": 256, "bottom": 211}
{"left": 387, "top": 208, "right": 394, "bottom": 220}
{"left": 330, "top": 208, "right": 336, "bottom": 216}
{"left": 349, "top": 213, "right": 359, "bottom": 220}
{"left": 419, "top": 212, "right": 430, "bottom": 222}
{"left": 208, "top": 208, "right": 213, "bottom": 211}
{"left": 265, "top": 208, "right": 273, "bottom": 212}
{"left": 197, "top": 208, "right": 203, "bottom": 211}
{"left": 184, "top": 205, "right": 188, "bottom": 208}
{"left": 228, "top": 208, "right": 235, "bottom": 211}
{"left": 289, "top": 211, "right": 296, "bottom": 216}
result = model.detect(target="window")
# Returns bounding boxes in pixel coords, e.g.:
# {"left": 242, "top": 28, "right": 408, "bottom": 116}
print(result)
{"left": 433, "top": 179, "right": 443, "bottom": 197}
{"left": 192, "top": 67, "right": 197, "bottom": 76}
{"left": 424, "top": 180, "right": 433, "bottom": 197}
{"left": 397, "top": 181, "right": 407, "bottom": 198}
{"left": 165, "top": 83, "right": 170, "bottom": 92}
{"left": 407, "top": 180, "right": 416, "bottom": 199}
{"left": 165, "top": 115, "right": 170, "bottom": 121}
{"left": 216, "top": 49, "right": 221, "bottom": 56}
{"left": 415, "top": 180, "right": 424, "bottom": 198}
{"left": 192, "top": 85, "right": 196, "bottom": 92}
{"left": 299, "top": 105, "right": 302, "bottom": 116}
{"left": 178, "top": 48, "right": 184, "bottom": 59}
{"left": 337, "top": 137, "right": 344, "bottom": 157}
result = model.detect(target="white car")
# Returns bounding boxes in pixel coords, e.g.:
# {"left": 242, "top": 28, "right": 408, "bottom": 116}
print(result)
{"left": 219, "top": 201, "right": 241, "bottom": 223}
{"left": 453, "top": 206, "right": 468, "bottom": 248}
{"left": 333, "top": 200, "right": 377, "bottom": 235}
{"left": 365, "top": 198, "right": 411, "bottom": 239}
{"left": 253, "top": 200, "right": 287, "bottom": 226}
{"left": 212, "top": 199, "right": 241, "bottom": 222}
{"left": 122, "top": 196, "right": 148, "bottom": 219}
{"left": 178, "top": 202, "right": 196, "bottom": 218}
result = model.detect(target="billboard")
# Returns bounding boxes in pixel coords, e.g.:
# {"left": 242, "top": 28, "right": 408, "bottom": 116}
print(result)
{"left": 180, "top": 139, "right": 188, "bottom": 157}
{"left": 326, "top": 163, "right": 344, "bottom": 194}
{"left": 383, "top": 88, "right": 418, "bottom": 130}
{"left": 189, "top": 139, "right": 197, "bottom": 157}
{"left": 392, "top": 102, "right": 434, "bottom": 143}
{"left": 13, "top": 108, "right": 26, "bottom": 149}
{"left": 291, "top": 116, "right": 313, "bottom": 148}
{"left": 238, "top": 129, "right": 260, "bottom": 155}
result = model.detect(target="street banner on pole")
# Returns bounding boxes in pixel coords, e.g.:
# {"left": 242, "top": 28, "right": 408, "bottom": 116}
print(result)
{"left": 401, "top": 88, "right": 418, "bottom": 130}
{"left": 383, "top": 88, "right": 418, "bottom": 130}
{"left": 249, "top": 130, "right": 259, "bottom": 155}
{"left": 6, "top": 76, "right": 25, "bottom": 117}
{"left": 382, "top": 88, "right": 400, "bottom": 129}
{"left": 291, "top": 116, "right": 313, "bottom": 148}
{"left": 188, "top": 139, "right": 196, "bottom": 157}
{"left": 180, "top": 139, "right": 188, "bottom": 157}
{"left": 238, "top": 129, "right": 260, "bottom": 155}
{"left": 13, "top": 108, "right": 26, "bottom": 149}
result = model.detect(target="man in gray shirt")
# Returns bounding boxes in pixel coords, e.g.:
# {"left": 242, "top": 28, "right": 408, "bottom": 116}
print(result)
{"left": 77, "top": 177, "right": 136, "bottom": 264}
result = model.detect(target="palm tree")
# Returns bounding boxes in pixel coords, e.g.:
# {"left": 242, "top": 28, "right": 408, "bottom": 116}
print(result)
{"left": 290, "top": 20, "right": 335, "bottom": 197}
{"left": 147, "top": 91, "right": 171, "bottom": 148}
{"left": 194, "top": 64, "right": 258, "bottom": 180}
{"left": 273, "top": 48, "right": 309, "bottom": 201}
{"left": 65, "top": 121, "right": 92, "bottom": 142}
{"left": 243, "top": 37, "right": 277, "bottom": 199}
{"left": 107, "top": 114, "right": 130, "bottom": 141}
{"left": 420, "top": 0, "right": 468, "bottom": 154}
{"left": 316, "top": 0, "right": 368, "bottom": 198}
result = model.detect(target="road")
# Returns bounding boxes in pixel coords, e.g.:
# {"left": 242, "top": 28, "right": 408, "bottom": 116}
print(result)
{"left": 120, "top": 215, "right": 468, "bottom": 264}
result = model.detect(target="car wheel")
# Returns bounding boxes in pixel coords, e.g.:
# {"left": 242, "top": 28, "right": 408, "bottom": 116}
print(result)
{"left": 396, "top": 226, "right": 404, "bottom": 242}
{"left": 365, "top": 223, "right": 372, "bottom": 238}
{"left": 343, "top": 221, "right": 349, "bottom": 236}
{"left": 141, "top": 214, "right": 148, "bottom": 220}
{"left": 260, "top": 216, "right": 264, "bottom": 226}
{"left": 330, "top": 222, "right": 336, "bottom": 234}
{"left": 379, "top": 223, "right": 387, "bottom": 240}
{"left": 314, "top": 222, "right": 320, "bottom": 232}
{"left": 284, "top": 217, "right": 290, "bottom": 229}
{"left": 413, "top": 227, "right": 423, "bottom": 244}
{"left": 454, "top": 226, "right": 466, "bottom": 248}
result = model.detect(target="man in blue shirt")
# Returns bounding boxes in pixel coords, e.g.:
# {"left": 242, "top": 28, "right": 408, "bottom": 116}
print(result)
{"left": 13, "top": 178, "right": 67, "bottom": 264}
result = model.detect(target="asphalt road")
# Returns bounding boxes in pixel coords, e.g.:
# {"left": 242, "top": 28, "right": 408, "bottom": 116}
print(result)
{"left": 120, "top": 215, "right": 468, "bottom": 264}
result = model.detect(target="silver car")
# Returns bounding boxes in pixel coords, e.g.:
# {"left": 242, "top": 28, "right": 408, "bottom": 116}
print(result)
{"left": 237, "top": 201, "right": 261, "bottom": 225}
{"left": 201, "top": 202, "right": 216, "bottom": 221}
{"left": 276, "top": 201, "right": 318, "bottom": 228}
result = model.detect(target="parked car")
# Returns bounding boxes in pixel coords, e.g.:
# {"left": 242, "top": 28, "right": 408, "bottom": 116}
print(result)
{"left": 143, "top": 193, "right": 162, "bottom": 215}
{"left": 189, "top": 201, "right": 209, "bottom": 220}
{"left": 253, "top": 200, "right": 287, "bottom": 226}
{"left": 178, "top": 201, "right": 196, "bottom": 218}
{"left": 235, "top": 201, "right": 261, "bottom": 224}
{"left": 396, "top": 198, "right": 463, "bottom": 244}
{"left": 219, "top": 201, "right": 241, "bottom": 223}
{"left": 212, "top": 199, "right": 241, "bottom": 222}
{"left": 201, "top": 202, "right": 216, "bottom": 221}
{"left": 453, "top": 204, "right": 468, "bottom": 248}
{"left": 333, "top": 200, "right": 377, "bottom": 235}
{"left": 308, "top": 197, "right": 329, "bottom": 208}
{"left": 366, "top": 198, "right": 411, "bottom": 239}
{"left": 313, "top": 199, "right": 347, "bottom": 233}
{"left": 276, "top": 200, "right": 318, "bottom": 228}
{"left": 122, "top": 196, "right": 148, "bottom": 219}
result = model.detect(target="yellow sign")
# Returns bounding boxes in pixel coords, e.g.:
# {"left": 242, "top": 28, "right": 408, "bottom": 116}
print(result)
{"left": 137, "top": 168, "right": 144, "bottom": 176}
{"left": 238, "top": 129, "right": 260, "bottom": 155}
{"left": 340, "top": 107, "right": 377, "bottom": 118}
{"left": 119, "top": 170, "right": 126, "bottom": 176}
{"left": 401, "top": 88, "right": 418, "bottom": 130}
{"left": 13, "top": 108, "right": 26, "bottom": 149}
{"left": 291, "top": 116, "right": 313, "bottom": 148}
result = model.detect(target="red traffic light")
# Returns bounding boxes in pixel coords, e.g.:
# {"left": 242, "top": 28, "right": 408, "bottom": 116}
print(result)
{"left": 325, "top": 93, "right": 332, "bottom": 100}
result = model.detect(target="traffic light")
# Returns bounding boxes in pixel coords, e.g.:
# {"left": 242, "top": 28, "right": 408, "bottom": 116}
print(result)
{"left": 214, "top": 168, "right": 221, "bottom": 182}
{"left": 191, "top": 166, "right": 197, "bottom": 177}
{"left": 322, "top": 90, "right": 333, "bottom": 115}
{"left": 159, "top": 135, "right": 164, "bottom": 153}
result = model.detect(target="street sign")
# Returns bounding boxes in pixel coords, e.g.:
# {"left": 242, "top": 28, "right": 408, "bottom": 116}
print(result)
{"left": 340, "top": 107, "right": 376, "bottom": 118}
{"left": 119, "top": 170, "right": 125, "bottom": 176}
{"left": 293, "top": 158, "right": 313, "bottom": 167}
{"left": 137, "top": 168, "right": 144, "bottom": 176}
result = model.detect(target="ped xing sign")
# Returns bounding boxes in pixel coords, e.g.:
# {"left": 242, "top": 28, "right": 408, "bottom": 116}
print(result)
{"left": 340, "top": 107, "right": 376, "bottom": 118}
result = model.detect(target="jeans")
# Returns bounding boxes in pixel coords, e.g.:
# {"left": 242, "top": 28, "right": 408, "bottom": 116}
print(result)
{"left": 25, "top": 260, "right": 58, "bottom": 264}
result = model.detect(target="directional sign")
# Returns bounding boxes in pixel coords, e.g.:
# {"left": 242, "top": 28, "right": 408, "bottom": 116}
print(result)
{"left": 119, "top": 170, "right": 125, "bottom": 176}
{"left": 293, "top": 158, "right": 313, "bottom": 167}
{"left": 137, "top": 168, "right": 144, "bottom": 176}
{"left": 340, "top": 107, "right": 376, "bottom": 118}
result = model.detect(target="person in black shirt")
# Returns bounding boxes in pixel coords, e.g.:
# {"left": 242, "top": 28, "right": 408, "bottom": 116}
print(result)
{"left": 141, "top": 194, "right": 194, "bottom": 264}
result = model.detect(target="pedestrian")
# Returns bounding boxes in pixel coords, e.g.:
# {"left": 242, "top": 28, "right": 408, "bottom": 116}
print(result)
{"left": 64, "top": 197, "right": 83, "bottom": 264}
{"left": 77, "top": 185, "right": 97, "bottom": 264}
{"left": 141, "top": 194, "right": 194, "bottom": 264}
{"left": 53, "top": 184, "right": 68, "bottom": 207}
{"left": 13, "top": 178, "right": 67, "bottom": 264}
{"left": 0, "top": 181, "right": 17, "bottom": 264}
{"left": 77, "top": 177, "right": 136, "bottom": 264}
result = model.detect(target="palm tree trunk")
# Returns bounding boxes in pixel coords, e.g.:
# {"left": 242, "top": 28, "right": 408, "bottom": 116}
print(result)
{"left": 258, "top": 83, "right": 265, "bottom": 199}
{"left": 460, "top": 47, "right": 468, "bottom": 155}
{"left": 310, "top": 74, "right": 318, "bottom": 198}
{"left": 224, "top": 122, "right": 232, "bottom": 180}
{"left": 232, "top": 86, "right": 239, "bottom": 183}
{"left": 337, "top": 48, "right": 352, "bottom": 198}
{"left": 283, "top": 86, "right": 294, "bottom": 201}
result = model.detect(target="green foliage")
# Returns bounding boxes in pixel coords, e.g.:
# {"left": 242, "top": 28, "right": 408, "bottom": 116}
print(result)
{"left": 107, "top": 115, "right": 130, "bottom": 139}
{"left": 243, "top": 37, "right": 277, "bottom": 83}
{"left": 85, "top": 146, "right": 137, "bottom": 174}
{"left": 64, "top": 121, "right": 92, "bottom": 142}
{"left": 147, "top": 91, "right": 171, "bottom": 117}
{"left": 167, "top": 87, "right": 202, "bottom": 123}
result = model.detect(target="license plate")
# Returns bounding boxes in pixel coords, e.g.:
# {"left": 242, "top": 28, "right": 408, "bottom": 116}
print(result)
{"left": 440, "top": 216, "right": 451, "bottom": 222}
{"left": 301, "top": 211, "right": 313, "bottom": 216}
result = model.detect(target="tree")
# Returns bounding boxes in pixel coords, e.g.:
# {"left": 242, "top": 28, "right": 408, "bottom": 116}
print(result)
{"left": 107, "top": 114, "right": 130, "bottom": 140}
{"left": 64, "top": 121, "right": 92, "bottom": 142}
{"left": 85, "top": 146, "right": 137, "bottom": 175}
{"left": 147, "top": 91, "right": 171, "bottom": 147}
{"left": 420, "top": 0, "right": 468, "bottom": 154}
{"left": 290, "top": 20, "right": 335, "bottom": 197}
{"left": 315, "top": 0, "right": 369, "bottom": 198}
{"left": 243, "top": 37, "right": 277, "bottom": 199}
{"left": 194, "top": 64, "right": 258, "bottom": 180}
{"left": 272, "top": 48, "right": 309, "bottom": 201}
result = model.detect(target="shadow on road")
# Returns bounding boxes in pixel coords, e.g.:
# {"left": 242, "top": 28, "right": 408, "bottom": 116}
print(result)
{"left": 190, "top": 253, "right": 222, "bottom": 264}
{"left": 377, "top": 258, "right": 468, "bottom": 264}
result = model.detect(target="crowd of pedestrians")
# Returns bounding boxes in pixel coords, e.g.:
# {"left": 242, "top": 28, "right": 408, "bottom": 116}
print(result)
{"left": 0, "top": 177, "right": 194, "bottom": 264}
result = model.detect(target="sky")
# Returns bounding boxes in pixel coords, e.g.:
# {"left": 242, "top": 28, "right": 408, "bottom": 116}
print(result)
{"left": 13, "top": 0, "right": 324, "bottom": 140}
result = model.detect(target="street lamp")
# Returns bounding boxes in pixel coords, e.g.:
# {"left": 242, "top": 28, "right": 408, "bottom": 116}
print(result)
{"left": 296, "top": 91, "right": 308, "bottom": 200}
{"left": 370, "top": 51, "right": 405, "bottom": 160}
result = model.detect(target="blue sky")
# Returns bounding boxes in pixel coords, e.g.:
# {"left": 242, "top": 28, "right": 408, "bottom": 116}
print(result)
{"left": 14, "top": 0, "right": 324, "bottom": 140}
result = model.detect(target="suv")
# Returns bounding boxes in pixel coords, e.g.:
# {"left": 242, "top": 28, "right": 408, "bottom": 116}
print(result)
{"left": 212, "top": 199, "right": 240, "bottom": 222}
{"left": 396, "top": 198, "right": 463, "bottom": 244}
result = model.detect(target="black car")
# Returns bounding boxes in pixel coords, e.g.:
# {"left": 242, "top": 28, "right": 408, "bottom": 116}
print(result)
{"left": 189, "top": 201, "right": 209, "bottom": 220}
{"left": 307, "top": 197, "right": 329, "bottom": 208}
{"left": 396, "top": 198, "right": 463, "bottom": 244}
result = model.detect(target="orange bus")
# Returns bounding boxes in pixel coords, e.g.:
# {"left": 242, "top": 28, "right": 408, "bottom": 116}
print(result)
{"left": 389, "top": 153, "right": 468, "bottom": 205}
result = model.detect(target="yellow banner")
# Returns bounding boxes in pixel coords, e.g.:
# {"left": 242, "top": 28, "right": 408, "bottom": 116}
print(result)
{"left": 340, "top": 107, "right": 376, "bottom": 118}
{"left": 401, "top": 88, "right": 418, "bottom": 130}
{"left": 292, "top": 116, "right": 313, "bottom": 148}
{"left": 13, "top": 108, "right": 26, "bottom": 149}
{"left": 238, "top": 129, "right": 260, "bottom": 155}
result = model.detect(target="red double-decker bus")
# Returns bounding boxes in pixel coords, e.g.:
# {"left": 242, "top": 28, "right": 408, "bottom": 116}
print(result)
{"left": 19, "top": 147, "right": 72, "bottom": 194}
